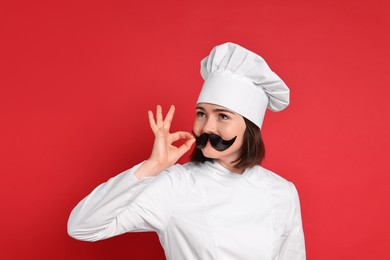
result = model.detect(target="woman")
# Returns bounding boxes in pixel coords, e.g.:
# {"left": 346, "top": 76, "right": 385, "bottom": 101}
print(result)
{"left": 68, "top": 42, "right": 306, "bottom": 259}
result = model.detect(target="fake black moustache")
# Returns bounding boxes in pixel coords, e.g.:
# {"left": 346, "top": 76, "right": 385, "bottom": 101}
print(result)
{"left": 192, "top": 131, "right": 237, "bottom": 151}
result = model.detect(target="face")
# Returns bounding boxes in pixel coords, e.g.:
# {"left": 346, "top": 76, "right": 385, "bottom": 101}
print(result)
{"left": 193, "top": 103, "right": 246, "bottom": 165}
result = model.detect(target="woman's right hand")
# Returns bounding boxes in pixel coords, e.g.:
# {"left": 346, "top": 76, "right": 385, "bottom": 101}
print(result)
{"left": 134, "top": 105, "right": 195, "bottom": 179}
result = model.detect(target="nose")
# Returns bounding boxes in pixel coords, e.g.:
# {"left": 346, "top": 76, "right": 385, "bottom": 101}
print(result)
{"left": 202, "top": 117, "right": 217, "bottom": 134}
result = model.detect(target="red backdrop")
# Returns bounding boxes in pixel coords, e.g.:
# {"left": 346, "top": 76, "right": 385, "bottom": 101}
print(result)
{"left": 1, "top": 0, "right": 389, "bottom": 259}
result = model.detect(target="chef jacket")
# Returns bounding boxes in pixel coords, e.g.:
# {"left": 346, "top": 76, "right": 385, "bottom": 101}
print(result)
{"left": 68, "top": 160, "right": 306, "bottom": 260}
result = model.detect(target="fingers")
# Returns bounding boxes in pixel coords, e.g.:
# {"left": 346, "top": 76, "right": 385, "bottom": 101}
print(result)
{"left": 170, "top": 131, "right": 194, "bottom": 143}
{"left": 148, "top": 110, "right": 158, "bottom": 132}
{"left": 177, "top": 138, "right": 196, "bottom": 156}
{"left": 169, "top": 131, "right": 195, "bottom": 156}
{"left": 156, "top": 105, "right": 163, "bottom": 128}
{"left": 164, "top": 105, "right": 175, "bottom": 131}
{"left": 149, "top": 105, "right": 176, "bottom": 133}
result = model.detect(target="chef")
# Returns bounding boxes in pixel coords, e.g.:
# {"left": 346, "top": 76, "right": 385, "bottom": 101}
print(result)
{"left": 68, "top": 42, "right": 306, "bottom": 260}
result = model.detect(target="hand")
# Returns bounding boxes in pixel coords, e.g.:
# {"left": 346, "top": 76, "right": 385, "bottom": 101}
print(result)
{"left": 147, "top": 105, "right": 195, "bottom": 172}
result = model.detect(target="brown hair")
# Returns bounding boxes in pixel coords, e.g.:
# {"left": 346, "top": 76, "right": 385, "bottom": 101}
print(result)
{"left": 189, "top": 117, "right": 265, "bottom": 169}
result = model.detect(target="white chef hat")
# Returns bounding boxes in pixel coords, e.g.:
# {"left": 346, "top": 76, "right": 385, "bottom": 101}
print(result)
{"left": 197, "top": 42, "right": 290, "bottom": 128}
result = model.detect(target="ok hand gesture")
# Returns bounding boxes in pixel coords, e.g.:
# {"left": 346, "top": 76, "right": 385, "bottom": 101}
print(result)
{"left": 147, "top": 105, "right": 195, "bottom": 172}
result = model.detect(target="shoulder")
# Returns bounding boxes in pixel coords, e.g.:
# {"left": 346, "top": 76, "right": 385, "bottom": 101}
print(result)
{"left": 249, "top": 165, "right": 291, "bottom": 185}
{"left": 249, "top": 165, "right": 299, "bottom": 202}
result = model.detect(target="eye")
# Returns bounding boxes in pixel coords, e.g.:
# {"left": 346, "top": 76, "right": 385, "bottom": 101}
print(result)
{"left": 196, "top": 111, "right": 206, "bottom": 118}
{"left": 219, "top": 113, "right": 229, "bottom": 120}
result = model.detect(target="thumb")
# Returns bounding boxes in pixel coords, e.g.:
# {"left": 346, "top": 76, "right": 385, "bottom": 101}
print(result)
{"left": 177, "top": 138, "right": 196, "bottom": 157}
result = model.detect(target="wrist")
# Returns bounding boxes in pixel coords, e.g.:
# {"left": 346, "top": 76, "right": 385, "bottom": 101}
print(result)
{"left": 145, "top": 159, "right": 167, "bottom": 173}
{"left": 133, "top": 159, "right": 167, "bottom": 179}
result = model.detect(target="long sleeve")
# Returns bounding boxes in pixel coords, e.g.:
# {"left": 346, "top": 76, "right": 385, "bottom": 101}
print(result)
{"left": 278, "top": 183, "right": 306, "bottom": 260}
{"left": 67, "top": 162, "right": 179, "bottom": 242}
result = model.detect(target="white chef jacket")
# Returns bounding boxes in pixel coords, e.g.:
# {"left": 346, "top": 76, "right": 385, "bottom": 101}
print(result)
{"left": 68, "top": 160, "right": 305, "bottom": 260}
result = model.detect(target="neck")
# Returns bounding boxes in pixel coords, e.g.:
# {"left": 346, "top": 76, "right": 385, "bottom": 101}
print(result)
{"left": 215, "top": 159, "right": 244, "bottom": 174}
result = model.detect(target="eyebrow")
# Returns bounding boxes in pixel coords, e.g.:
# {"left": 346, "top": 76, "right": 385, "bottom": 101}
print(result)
{"left": 196, "top": 106, "right": 236, "bottom": 115}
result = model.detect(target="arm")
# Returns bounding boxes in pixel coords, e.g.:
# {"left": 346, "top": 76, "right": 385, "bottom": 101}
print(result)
{"left": 67, "top": 162, "right": 155, "bottom": 241}
{"left": 67, "top": 163, "right": 181, "bottom": 241}
{"left": 278, "top": 183, "right": 306, "bottom": 260}
{"left": 67, "top": 105, "right": 195, "bottom": 241}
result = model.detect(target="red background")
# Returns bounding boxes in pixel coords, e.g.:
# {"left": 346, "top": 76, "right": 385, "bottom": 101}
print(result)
{"left": 1, "top": 0, "right": 389, "bottom": 259}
